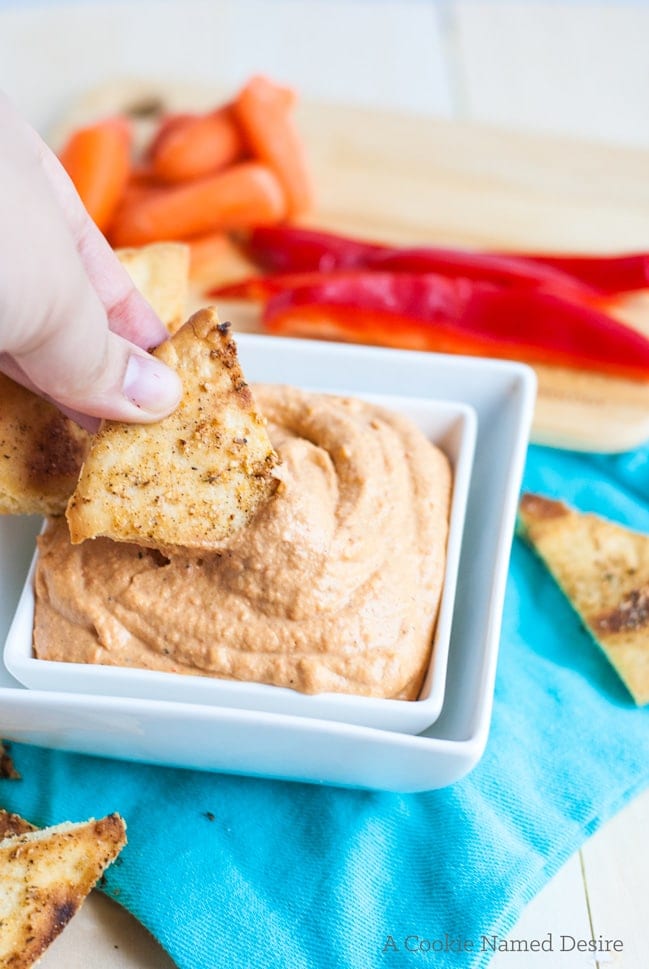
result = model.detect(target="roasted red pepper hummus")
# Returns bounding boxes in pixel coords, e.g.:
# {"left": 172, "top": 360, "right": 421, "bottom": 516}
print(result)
{"left": 33, "top": 385, "right": 451, "bottom": 699}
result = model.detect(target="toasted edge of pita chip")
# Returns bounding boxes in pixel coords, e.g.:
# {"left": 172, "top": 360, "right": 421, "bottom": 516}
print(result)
{"left": 116, "top": 242, "right": 190, "bottom": 335}
{"left": 0, "top": 741, "right": 21, "bottom": 781}
{"left": 0, "top": 374, "right": 91, "bottom": 517}
{"left": 0, "top": 813, "right": 126, "bottom": 969}
{"left": 0, "top": 809, "right": 35, "bottom": 840}
{"left": 66, "top": 307, "right": 279, "bottom": 551}
{"left": 518, "top": 492, "right": 649, "bottom": 705}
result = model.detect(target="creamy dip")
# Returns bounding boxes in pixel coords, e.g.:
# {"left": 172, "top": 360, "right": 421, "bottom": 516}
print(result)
{"left": 33, "top": 385, "right": 451, "bottom": 699}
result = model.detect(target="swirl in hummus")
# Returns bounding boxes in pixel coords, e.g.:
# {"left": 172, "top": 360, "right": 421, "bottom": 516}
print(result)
{"left": 33, "top": 385, "right": 452, "bottom": 699}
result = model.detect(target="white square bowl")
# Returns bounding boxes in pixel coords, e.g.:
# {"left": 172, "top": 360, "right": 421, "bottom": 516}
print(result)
{"left": 3, "top": 389, "right": 476, "bottom": 735}
{"left": 0, "top": 335, "right": 536, "bottom": 792}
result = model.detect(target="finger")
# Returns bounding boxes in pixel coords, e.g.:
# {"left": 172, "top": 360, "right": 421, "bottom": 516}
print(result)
{"left": 10, "top": 292, "right": 183, "bottom": 424}
{"left": 0, "top": 97, "right": 182, "bottom": 423}
{"left": 3, "top": 93, "right": 169, "bottom": 351}
{"left": 40, "top": 145, "right": 171, "bottom": 350}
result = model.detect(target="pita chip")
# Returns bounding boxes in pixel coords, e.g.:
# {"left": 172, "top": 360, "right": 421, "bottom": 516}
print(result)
{"left": 0, "top": 809, "right": 35, "bottom": 841}
{"left": 0, "top": 375, "right": 90, "bottom": 517}
{"left": 0, "top": 813, "right": 126, "bottom": 969}
{"left": 518, "top": 493, "right": 649, "bottom": 705}
{"left": 116, "top": 241, "right": 189, "bottom": 335}
{"left": 67, "top": 308, "right": 278, "bottom": 551}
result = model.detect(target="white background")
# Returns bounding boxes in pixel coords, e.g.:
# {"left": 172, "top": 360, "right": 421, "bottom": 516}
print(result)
{"left": 0, "top": 0, "right": 648, "bottom": 148}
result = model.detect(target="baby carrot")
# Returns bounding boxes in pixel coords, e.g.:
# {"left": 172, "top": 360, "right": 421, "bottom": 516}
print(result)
{"left": 108, "top": 161, "right": 287, "bottom": 247}
{"left": 233, "top": 75, "right": 313, "bottom": 217}
{"left": 146, "top": 112, "right": 194, "bottom": 159}
{"left": 125, "top": 163, "right": 161, "bottom": 194}
{"left": 58, "top": 117, "right": 132, "bottom": 232}
{"left": 107, "top": 166, "right": 162, "bottom": 224}
{"left": 151, "top": 107, "right": 245, "bottom": 183}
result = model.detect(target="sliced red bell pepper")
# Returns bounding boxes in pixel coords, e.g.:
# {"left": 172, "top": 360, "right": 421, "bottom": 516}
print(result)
{"left": 247, "top": 226, "right": 648, "bottom": 296}
{"left": 363, "top": 247, "right": 593, "bottom": 295}
{"left": 211, "top": 270, "right": 359, "bottom": 301}
{"left": 215, "top": 256, "right": 592, "bottom": 302}
{"left": 498, "top": 252, "right": 649, "bottom": 294}
{"left": 261, "top": 273, "right": 649, "bottom": 382}
{"left": 246, "top": 225, "right": 381, "bottom": 273}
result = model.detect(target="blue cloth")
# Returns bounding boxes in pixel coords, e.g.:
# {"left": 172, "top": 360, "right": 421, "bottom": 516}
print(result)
{"left": 2, "top": 442, "right": 649, "bottom": 969}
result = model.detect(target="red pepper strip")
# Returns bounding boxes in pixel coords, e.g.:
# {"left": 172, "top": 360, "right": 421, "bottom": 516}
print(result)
{"left": 246, "top": 225, "right": 382, "bottom": 272}
{"left": 364, "top": 248, "right": 593, "bottom": 295}
{"left": 247, "top": 226, "right": 597, "bottom": 296}
{"left": 211, "top": 270, "right": 360, "bottom": 301}
{"left": 217, "top": 256, "right": 592, "bottom": 303}
{"left": 498, "top": 253, "right": 649, "bottom": 295}
{"left": 261, "top": 274, "right": 649, "bottom": 382}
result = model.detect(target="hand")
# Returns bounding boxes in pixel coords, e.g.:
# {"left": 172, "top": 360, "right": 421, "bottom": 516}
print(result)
{"left": 0, "top": 93, "right": 182, "bottom": 430}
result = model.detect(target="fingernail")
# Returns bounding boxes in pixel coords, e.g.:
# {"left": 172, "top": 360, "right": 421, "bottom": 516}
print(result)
{"left": 122, "top": 353, "right": 182, "bottom": 416}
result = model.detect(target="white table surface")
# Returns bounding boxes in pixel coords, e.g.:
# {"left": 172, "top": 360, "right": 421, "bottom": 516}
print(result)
{"left": 1, "top": 1, "right": 648, "bottom": 966}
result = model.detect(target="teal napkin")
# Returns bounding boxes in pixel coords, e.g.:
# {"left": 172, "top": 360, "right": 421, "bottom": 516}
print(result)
{"left": 2, "top": 442, "right": 649, "bottom": 969}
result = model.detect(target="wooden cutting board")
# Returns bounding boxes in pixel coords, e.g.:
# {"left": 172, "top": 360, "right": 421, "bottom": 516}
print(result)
{"left": 294, "top": 102, "right": 649, "bottom": 453}
{"left": 54, "top": 83, "right": 649, "bottom": 453}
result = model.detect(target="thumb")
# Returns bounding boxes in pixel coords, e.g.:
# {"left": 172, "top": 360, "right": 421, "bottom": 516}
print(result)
{"left": 11, "top": 257, "right": 183, "bottom": 423}
{"left": 0, "top": 93, "right": 182, "bottom": 423}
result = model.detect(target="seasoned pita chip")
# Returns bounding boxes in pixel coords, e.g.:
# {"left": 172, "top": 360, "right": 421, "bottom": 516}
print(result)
{"left": 518, "top": 493, "right": 649, "bottom": 705}
{"left": 67, "top": 308, "right": 279, "bottom": 551}
{"left": 0, "top": 813, "right": 126, "bottom": 969}
{"left": 0, "top": 810, "right": 35, "bottom": 840}
{"left": 116, "top": 242, "right": 189, "bottom": 335}
{"left": 0, "top": 375, "right": 90, "bottom": 517}
{"left": 0, "top": 742, "right": 20, "bottom": 781}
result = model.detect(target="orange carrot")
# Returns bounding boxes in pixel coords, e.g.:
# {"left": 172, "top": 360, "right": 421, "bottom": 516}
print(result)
{"left": 150, "top": 107, "right": 246, "bottom": 183}
{"left": 107, "top": 166, "right": 160, "bottom": 221}
{"left": 146, "top": 112, "right": 194, "bottom": 159}
{"left": 108, "top": 162, "right": 287, "bottom": 247}
{"left": 59, "top": 118, "right": 132, "bottom": 232}
{"left": 127, "top": 161, "right": 163, "bottom": 190}
{"left": 188, "top": 231, "right": 260, "bottom": 288}
{"left": 233, "top": 75, "right": 313, "bottom": 217}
